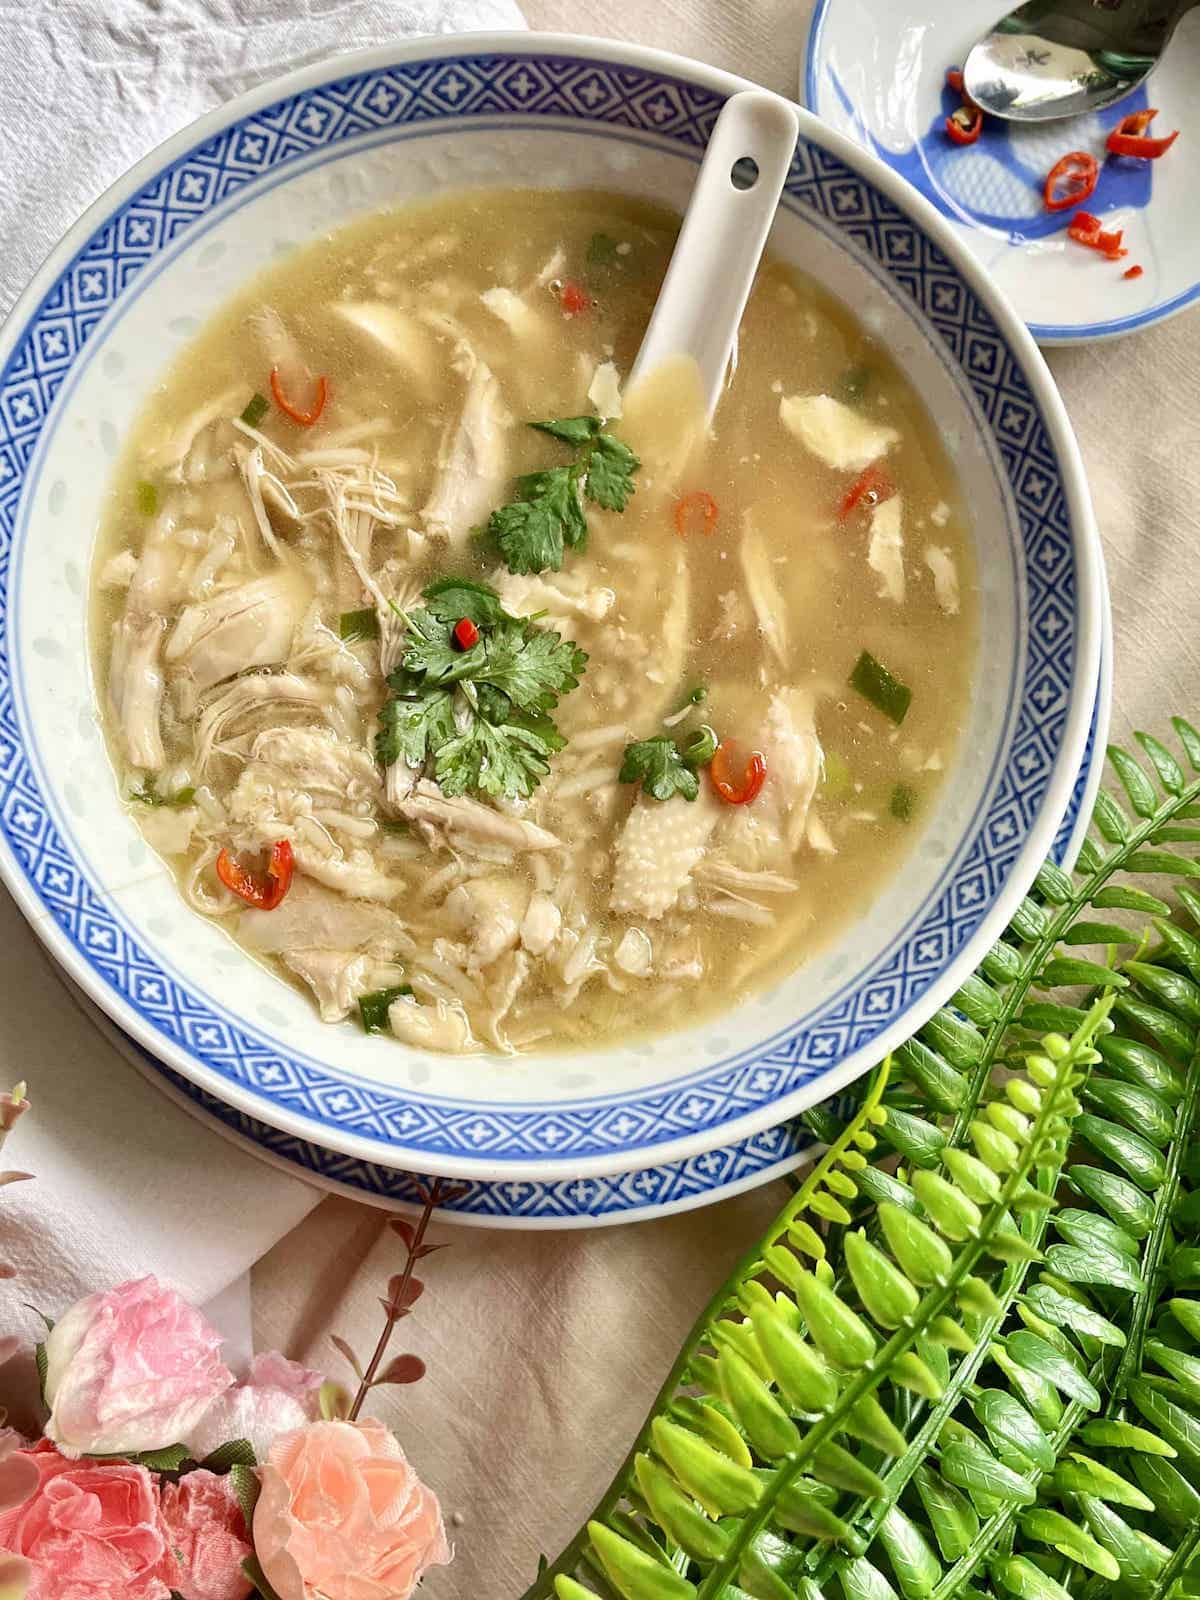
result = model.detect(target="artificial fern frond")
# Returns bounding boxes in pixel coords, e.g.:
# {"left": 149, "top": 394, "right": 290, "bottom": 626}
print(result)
{"left": 524, "top": 723, "right": 1200, "bottom": 1600}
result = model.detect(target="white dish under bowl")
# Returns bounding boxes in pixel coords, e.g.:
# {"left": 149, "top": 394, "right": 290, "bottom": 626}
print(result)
{"left": 0, "top": 34, "right": 1103, "bottom": 1184}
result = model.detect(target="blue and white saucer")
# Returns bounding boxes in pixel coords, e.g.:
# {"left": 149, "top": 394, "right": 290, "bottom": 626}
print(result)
{"left": 804, "top": 0, "right": 1200, "bottom": 342}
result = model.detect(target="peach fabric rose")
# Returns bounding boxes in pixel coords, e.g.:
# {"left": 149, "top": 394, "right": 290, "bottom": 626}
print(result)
{"left": 159, "top": 1470, "right": 252, "bottom": 1600}
{"left": 186, "top": 1353, "right": 324, "bottom": 1464}
{"left": 44, "top": 1277, "right": 233, "bottom": 1457}
{"left": 253, "top": 1420, "right": 451, "bottom": 1600}
{"left": 0, "top": 1445, "right": 173, "bottom": 1600}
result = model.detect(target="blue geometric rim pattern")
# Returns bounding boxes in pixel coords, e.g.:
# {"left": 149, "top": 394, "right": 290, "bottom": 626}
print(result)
{"left": 0, "top": 48, "right": 1086, "bottom": 1168}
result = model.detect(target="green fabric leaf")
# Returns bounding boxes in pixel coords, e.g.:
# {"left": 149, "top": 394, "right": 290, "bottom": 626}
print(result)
{"left": 242, "top": 1556, "right": 283, "bottom": 1600}
{"left": 230, "top": 1462, "right": 261, "bottom": 1527}
{"left": 200, "top": 1438, "right": 257, "bottom": 1472}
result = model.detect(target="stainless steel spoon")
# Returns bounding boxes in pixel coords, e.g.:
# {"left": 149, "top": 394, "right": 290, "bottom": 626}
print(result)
{"left": 963, "top": 0, "right": 1199, "bottom": 122}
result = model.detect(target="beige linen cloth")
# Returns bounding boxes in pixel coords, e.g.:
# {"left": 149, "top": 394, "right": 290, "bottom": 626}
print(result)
{"left": 3, "top": 3, "right": 1199, "bottom": 1597}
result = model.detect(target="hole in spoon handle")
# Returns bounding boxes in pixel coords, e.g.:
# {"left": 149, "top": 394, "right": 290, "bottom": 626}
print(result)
{"left": 628, "top": 89, "right": 801, "bottom": 422}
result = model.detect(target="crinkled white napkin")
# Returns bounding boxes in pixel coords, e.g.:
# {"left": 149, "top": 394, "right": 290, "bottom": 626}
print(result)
{"left": 0, "top": 0, "right": 526, "bottom": 321}
{"left": 0, "top": 0, "right": 524, "bottom": 1357}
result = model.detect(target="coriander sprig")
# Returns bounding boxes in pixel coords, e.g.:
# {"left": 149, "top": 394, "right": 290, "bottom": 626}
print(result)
{"left": 487, "top": 415, "right": 640, "bottom": 576}
{"left": 375, "top": 578, "right": 586, "bottom": 801}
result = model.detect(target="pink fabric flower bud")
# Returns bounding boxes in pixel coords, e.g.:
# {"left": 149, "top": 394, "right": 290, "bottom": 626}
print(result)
{"left": 43, "top": 1278, "right": 233, "bottom": 1457}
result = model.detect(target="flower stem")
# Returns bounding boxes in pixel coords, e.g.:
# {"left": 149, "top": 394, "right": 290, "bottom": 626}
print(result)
{"left": 346, "top": 1180, "right": 443, "bottom": 1422}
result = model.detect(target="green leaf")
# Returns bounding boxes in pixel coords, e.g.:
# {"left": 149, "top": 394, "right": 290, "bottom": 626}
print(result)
{"left": 1107, "top": 744, "right": 1159, "bottom": 815}
{"left": 490, "top": 466, "right": 586, "bottom": 574}
{"left": 1079, "top": 1417, "right": 1176, "bottom": 1456}
{"left": 1130, "top": 1453, "right": 1200, "bottom": 1529}
{"left": 717, "top": 1345, "right": 801, "bottom": 1460}
{"left": 1066, "top": 1163, "right": 1155, "bottom": 1235}
{"left": 1004, "top": 1330, "right": 1101, "bottom": 1409}
{"left": 230, "top": 1462, "right": 261, "bottom": 1526}
{"left": 1169, "top": 1296, "right": 1200, "bottom": 1339}
{"left": 1023, "top": 1283, "right": 1126, "bottom": 1347}
{"left": 531, "top": 415, "right": 603, "bottom": 445}
{"left": 435, "top": 711, "right": 560, "bottom": 800}
{"left": 633, "top": 1455, "right": 729, "bottom": 1563}
{"left": 838, "top": 1557, "right": 900, "bottom": 1600}
{"left": 1129, "top": 1377, "right": 1200, "bottom": 1470}
{"left": 133, "top": 1442, "right": 190, "bottom": 1472}
{"left": 1053, "top": 1451, "right": 1155, "bottom": 1509}
{"left": 1020, "top": 1508, "right": 1120, "bottom": 1578}
{"left": 619, "top": 737, "right": 700, "bottom": 803}
{"left": 357, "top": 984, "right": 413, "bottom": 1035}
{"left": 844, "top": 1229, "right": 919, "bottom": 1327}
{"left": 422, "top": 575, "right": 510, "bottom": 626}
{"left": 878, "top": 1202, "right": 954, "bottom": 1286}
{"left": 912, "top": 1465, "right": 978, "bottom": 1561}
{"left": 992, "top": 1555, "right": 1072, "bottom": 1600}
{"left": 649, "top": 1417, "right": 761, "bottom": 1518}
{"left": 790, "top": 1269, "right": 877, "bottom": 1368}
{"left": 375, "top": 684, "right": 456, "bottom": 769}
{"left": 1077, "top": 1492, "right": 1166, "bottom": 1582}
{"left": 474, "top": 621, "right": 588, "bottom": 712}
{"left": 877, "top": 1506, "right": 941, "bottom": 1598}
{"left": 748, "top": 1305, "right": 838, "bottom": 1412}
{"left": 910, "top": 1170, "right": 981, "bottom": 1241}
{"left": 34, "top": 1341, "right": 47, "bottom": 1404}
{"left": 584, "top": 433, "right": 640, "bottom": 511}
{"left": 939, "top": 1441, "right": 1036, "bottom": 1505}
{"left": 1074, "top": 1113, "right": 1166, "bottom": 1191}
{"left": 972, "top": 1389, "right": 1055, "bottom": 1471}
{"left": 200, "top": 1437, "right": 257, "bottom": 1472}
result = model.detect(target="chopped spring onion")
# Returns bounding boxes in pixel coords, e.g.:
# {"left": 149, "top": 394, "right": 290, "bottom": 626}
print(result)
{"left": 135, "top": 480, "right": 158, "bottom": 517}
{"left": 890, "top": 783, "right": 916, "bottom": 822}
{"left": 130, "top": 778, "right": 195, "bottom": 808}
{"left": 850, "top": 650, "right": 912, "bottom": 725}
{"left": 683, "top": 724, "right": 718, "bottom": 768}
{"left": 587, "top": 232, "right": 620, "bottom": 268}
{"left": 837, "top": 364, "right": 872, "bottom": 405}
{"left": 240, "top": 391, "right": 270, "bottom": 428}
{"left": 358, "top": 984, "right": 413, "bottom": 1035}
{"left": 339, "top": 607, "right": 380, "bottom": 642}
{"left": 822, "top": 751, "right": 852, "bottom": 798}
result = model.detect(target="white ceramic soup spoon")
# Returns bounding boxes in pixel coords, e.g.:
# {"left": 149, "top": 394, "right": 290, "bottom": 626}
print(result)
{"left": 628, "top": 88, "right": 801, "bottom": 424}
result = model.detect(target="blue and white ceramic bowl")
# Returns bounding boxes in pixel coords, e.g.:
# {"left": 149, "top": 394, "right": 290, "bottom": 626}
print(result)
{"left": 805, "top": 0, "right": 1200, "bottom": 343}
{"left": 0, "top": 35, "right": 1103, "bottom": 1184}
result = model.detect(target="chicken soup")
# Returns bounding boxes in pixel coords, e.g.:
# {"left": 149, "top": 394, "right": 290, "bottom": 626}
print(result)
{"left": 91, "top": 189, "right": 976, "bottom": 1055}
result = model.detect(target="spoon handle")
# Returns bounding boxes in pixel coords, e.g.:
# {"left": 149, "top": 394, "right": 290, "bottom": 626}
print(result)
{"left": 628, "top": 89, "right": 800, "bottom": 423}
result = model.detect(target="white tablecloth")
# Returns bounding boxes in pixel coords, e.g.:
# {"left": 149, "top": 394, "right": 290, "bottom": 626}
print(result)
{"left": 4, "top": 4, "right": 1200, "bottom": 1597}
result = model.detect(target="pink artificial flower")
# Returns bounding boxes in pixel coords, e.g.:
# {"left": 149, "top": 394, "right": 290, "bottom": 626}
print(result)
{"left": 44, "top": 1277, "right": 233, "bottom": 1458}
{"left": 159, "top": 1471, "right": 252, "bottom": 1600}
{"left": 253, "top": 1420, "right": 451, "bottom": 1600}
{"left": 0, "top": 1445, "right": 173, "bottom": 1600}
{"left": 186, "top": 1353, "right": 324, "bottom": 1464}
{"left": 0, "top": 1429, "right": 36, "bottom": 1517}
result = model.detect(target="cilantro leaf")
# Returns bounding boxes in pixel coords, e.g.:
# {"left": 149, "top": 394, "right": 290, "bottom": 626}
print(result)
{"left": 486, "top": 417, "right": 640, "bottom": 576}
{"left": 585, "top": 433, "right": 639, "bottom": 512}
{"left": 530, "top": 416, "right": 603, "bottom": 446}
{"left": 620, "top": 737, "right": 700, "bottom": 802}
{"left": 130, "top": 778, "right": 196, "bottom": 808}
{"left": 401, "top": 608, "right": 485, "bottom": 685}
{"left": 475, "top": 620, "right": 588, "bottom": 713}
{"left": 375, "top": 687, "right": 457, "bottom": 769}
{"left": 421, "top": 577, "right": 509, "bottom": 627}
{"left": 435, "top": 713, "right": 560, "bottom": 801}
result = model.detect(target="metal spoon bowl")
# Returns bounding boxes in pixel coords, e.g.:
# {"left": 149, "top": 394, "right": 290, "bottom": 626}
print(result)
{"left": 964, "top": 0, "right": 1199, "bottom": 121}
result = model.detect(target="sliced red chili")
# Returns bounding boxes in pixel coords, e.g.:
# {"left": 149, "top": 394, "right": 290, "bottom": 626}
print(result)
{"left": 1067, "top": 210, "right": 1125, "bottom": 257}
{"left": 560, "top": 281, "right": 591, "bottom": 316}
{"left": 673, "top": 490, "right": 719, "bottom": 539}
{"left": 1043, "top": 151, "right": 1098, "bottom": 212}
{"left": 945, "top": 67, "right": 964, "bottom": 94}
{"left": 216, "top": 838, "right": 294, "bottom": 910}
{"left": 838, "top": 464, "right": 895, "bottom": 522}
{"left": 945, "top": 105, "right": 982, "bottom": 146}
{"left": 1124, "top": 264, "right": 1144, "bottom": 280}
{"left": 269, "top": 368, "right": 329, "bottom": 427}
{"left": 453, "top": 617, "right": 480, "bottom": 650}
{"left": 1106, "top": 109, "right": 1178, "bottom": 160}
{"left": 711, "top": 741, "right": 767, "bottom": 806}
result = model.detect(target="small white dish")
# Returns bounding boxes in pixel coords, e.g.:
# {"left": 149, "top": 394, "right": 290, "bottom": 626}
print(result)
{"left": 804, "top": 0, "right": 1200, "bottom": 343}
